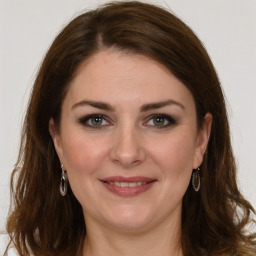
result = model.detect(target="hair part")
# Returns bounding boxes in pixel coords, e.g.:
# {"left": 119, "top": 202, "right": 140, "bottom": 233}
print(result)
{"left": 6, "top": 1, "right": 256, "bottom": 256}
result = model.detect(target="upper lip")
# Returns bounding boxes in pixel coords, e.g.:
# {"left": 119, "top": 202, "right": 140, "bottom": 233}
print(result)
{"left": 100, "top": 176, "right": 157, "bottom": 183}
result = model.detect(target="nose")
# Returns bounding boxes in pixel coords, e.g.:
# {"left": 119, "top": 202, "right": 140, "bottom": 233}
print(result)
{"left": 110, "top": 125, "right": 147, "bottom": 168}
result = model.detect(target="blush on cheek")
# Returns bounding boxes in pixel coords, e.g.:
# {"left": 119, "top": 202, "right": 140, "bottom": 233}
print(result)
{"left": 154, "top": 138, "right": 195, "bottom": 185}
{"left": 63, "top": 138, "right": 108, "bottom": 179}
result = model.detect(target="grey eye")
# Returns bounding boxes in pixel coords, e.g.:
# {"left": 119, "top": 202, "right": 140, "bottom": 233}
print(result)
{"left": 152, "top": 117, "right": 168, "bottom": 126}
{"left": 145, "top": 114, "right": 176, "bottom": 129}
{"left": 89, "top": 117, "right": 104, "bottom": 126}
{"left": 147, "top": 117, "right": 169, "bottom": 127}
{"left": 79, "top": 114, "right": 110, "bottom": 128}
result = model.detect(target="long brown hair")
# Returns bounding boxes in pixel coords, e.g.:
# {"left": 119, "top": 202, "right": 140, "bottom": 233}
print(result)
{"left": 6, "top": 1, "right": 256, "bottom": 255}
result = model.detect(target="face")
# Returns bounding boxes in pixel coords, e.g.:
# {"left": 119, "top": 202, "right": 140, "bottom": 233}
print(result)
{"left": 50, "top": 50, "right": 211, "bottom": 233}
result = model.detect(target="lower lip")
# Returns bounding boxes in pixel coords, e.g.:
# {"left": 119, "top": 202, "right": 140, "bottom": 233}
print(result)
{"left": 101, "top": 181, "right": 156, "bottom": 197}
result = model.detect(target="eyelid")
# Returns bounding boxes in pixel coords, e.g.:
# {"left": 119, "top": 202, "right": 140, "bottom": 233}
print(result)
{"left": 79, "top": 114, "right": 112, "bottom": 128}
{"left": 78, "top": 113, "right": 177, "bottom": 129}
{"left": 143, "top": 113, "right": 177, "bottom": 128}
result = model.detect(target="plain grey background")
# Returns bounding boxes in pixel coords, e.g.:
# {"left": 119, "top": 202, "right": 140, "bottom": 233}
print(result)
{"left": 1, "top": 1, "right": 256, "bottom": 251}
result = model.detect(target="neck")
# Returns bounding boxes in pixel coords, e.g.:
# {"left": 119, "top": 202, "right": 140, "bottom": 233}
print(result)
{"left": 82, "top": 210, "right": 183, "bottom": 256}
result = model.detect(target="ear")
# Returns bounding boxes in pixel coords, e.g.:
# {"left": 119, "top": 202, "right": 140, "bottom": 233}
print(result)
{"left": 49, "top": 118, "right": 64, "bottom": 162}
{"left": 193, "top": 113, "right": 212, "bottom": 168}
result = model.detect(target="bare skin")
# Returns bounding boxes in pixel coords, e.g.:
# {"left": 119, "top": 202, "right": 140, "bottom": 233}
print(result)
{"left": 49, "top": 50, "right": 212, "bottom": 256}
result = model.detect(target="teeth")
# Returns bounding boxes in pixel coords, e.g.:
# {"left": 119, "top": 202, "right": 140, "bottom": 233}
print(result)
{"left": 106, "top": 181, "right": 148, "bottom": 187}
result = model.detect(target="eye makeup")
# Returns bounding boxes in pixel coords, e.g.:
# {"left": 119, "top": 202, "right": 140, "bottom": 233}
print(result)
{"left": 78, "top": 113, "right": 178, "bottom": 130}
{"left": 144, "top": 114, "right": 177, "bottom": 129}
{"left": 78, "top": 114, "right": 111, "bottom": 129}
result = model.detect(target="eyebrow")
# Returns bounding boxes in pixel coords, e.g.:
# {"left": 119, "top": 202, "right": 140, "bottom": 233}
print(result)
{"left": 71, "top": 99, "right": 185, "bottom": 112}
{"left": 140, "top": 99, "right": 185, "bottom": 112}
{"left": 72, "top": 100, "right": 115, "bottom": 111}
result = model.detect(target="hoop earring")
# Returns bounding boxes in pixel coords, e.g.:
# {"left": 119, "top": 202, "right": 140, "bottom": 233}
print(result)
{"left": 192, "top": 168, "right": 200, "bottom": 192}
{"left": 60, "top": 164, "right": 68, "bottom": 196}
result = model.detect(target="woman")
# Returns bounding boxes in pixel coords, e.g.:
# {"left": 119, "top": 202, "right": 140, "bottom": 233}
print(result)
{"left": 5, "top": 1, "right": 256, "bottom": 255}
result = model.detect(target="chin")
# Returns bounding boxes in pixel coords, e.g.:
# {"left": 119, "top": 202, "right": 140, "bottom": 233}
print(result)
{"left": 101, "top": 205, "right": 156, "bottom": 232}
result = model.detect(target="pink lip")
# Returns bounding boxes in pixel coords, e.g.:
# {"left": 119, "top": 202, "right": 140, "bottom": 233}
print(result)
{"left": 100, "top": 176, "right": 157, "bottom": 197}
{"left": 101, "top": 176, "right": 156, "bottom": 182}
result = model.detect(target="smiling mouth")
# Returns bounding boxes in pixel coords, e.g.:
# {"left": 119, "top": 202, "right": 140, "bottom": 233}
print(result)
{"left": 103, "top": 181, "right": 153, "bottom": 187}
{"left": 100, "top": 177, "right": 157, "bottom": 197}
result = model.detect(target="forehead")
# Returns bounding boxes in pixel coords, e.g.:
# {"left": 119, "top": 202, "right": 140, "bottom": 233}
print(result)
{"left": 64, "top": 50, "right": 196, "bottom": 112}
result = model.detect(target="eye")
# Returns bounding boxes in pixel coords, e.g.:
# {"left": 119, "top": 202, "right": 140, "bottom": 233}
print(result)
{"left": 145, "top": 114, "right": 176, "bottom": 128}
{"left": 79, "top": 114, "right": 111, "bottom": 128}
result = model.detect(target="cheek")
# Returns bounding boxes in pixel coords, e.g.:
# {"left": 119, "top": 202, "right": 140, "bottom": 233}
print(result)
{"left": 60, "top": 132, "right": 110, "bottom": 205}
{"left": 151, "top": 132, "right": 196, "bottom": 207}
{"left": 61, "top": 130, "right": 109, "bottom": 176}
{"left": 150, "top": 130, "right": 196, "bottom": 180}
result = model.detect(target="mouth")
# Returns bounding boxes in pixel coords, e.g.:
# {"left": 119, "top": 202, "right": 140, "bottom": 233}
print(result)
{"left": 100, "top": 176, "right": 157, "bottom": 197}
{"left": 103, "top": 181, "right": 152, "bottom": 187}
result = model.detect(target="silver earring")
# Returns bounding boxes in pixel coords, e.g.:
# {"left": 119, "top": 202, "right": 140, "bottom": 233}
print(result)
{"left": 192, "top": 168, "right": 200, "bottom": 192}
{"left": 60, "top": 164, "right": 68, "bottom": 196}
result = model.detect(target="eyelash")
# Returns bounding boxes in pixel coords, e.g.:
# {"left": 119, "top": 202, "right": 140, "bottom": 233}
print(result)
{"left": 144, "top": 114, "right": 177, "bottom": 129}
{"left": 79, "top": 114, "right": 110, "bottom": 129}
{"left": 79, "top": 114, "right": 177, "bottom": 129}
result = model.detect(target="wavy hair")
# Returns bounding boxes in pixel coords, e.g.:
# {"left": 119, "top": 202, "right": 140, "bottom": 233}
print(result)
{"left": 6, "top": 1, "right": 256, "bottom": 255}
